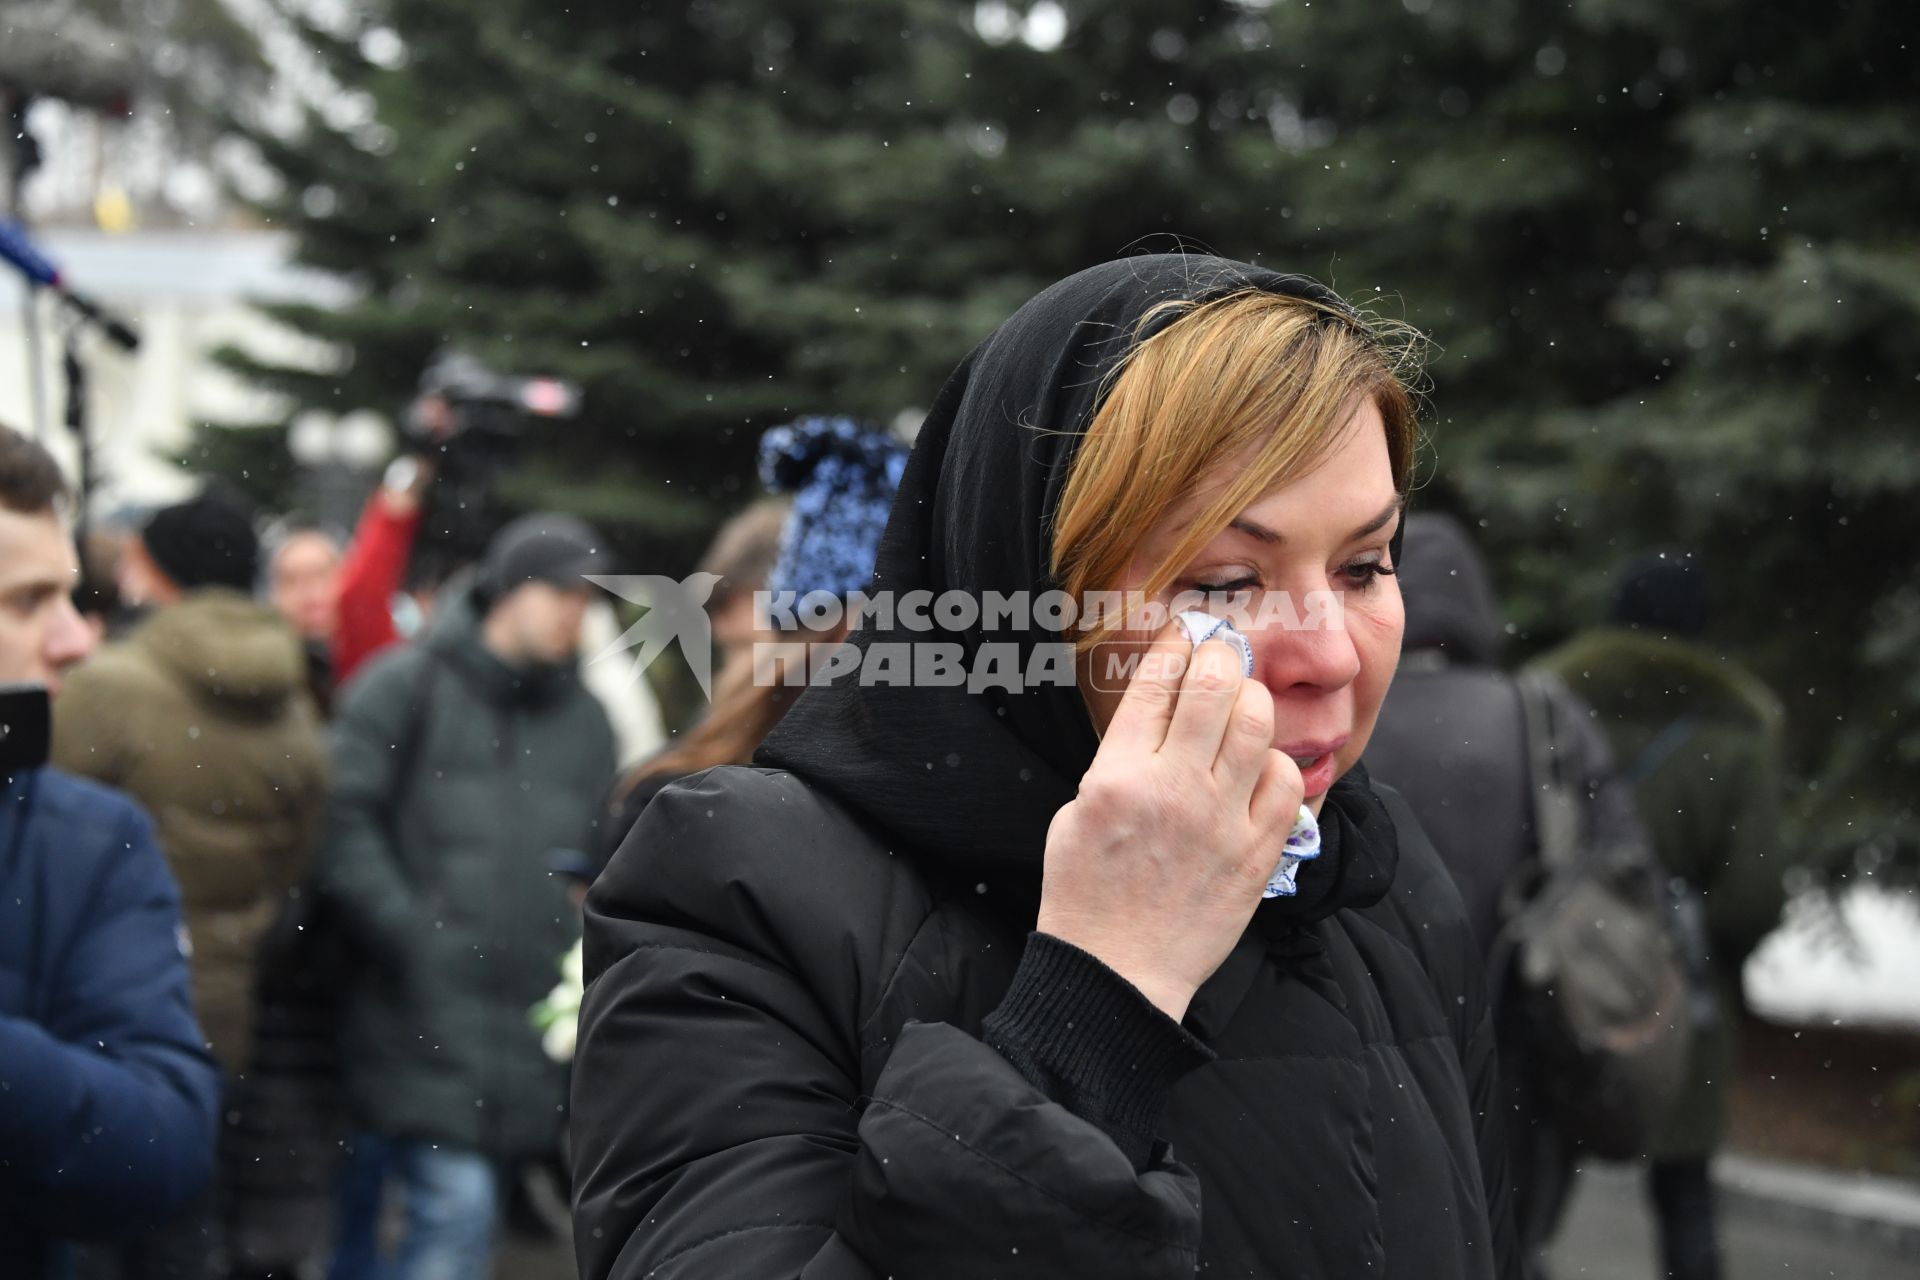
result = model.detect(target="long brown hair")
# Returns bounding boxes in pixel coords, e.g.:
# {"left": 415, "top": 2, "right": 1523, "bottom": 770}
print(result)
{"left": 617, "top": 656, "right": 799, "bottom": 800}
{"left": 614, "top": 621, "right": 856, "bottom": 800}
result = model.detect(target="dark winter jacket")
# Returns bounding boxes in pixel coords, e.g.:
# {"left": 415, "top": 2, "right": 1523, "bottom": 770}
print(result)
{"left": 1, "top": 767, "right": 222, "bottom": 1280}
{"left": 577, "top": 766, "right": 1513, "bottom": 1279}
{"left": 52, "top": 588, "right": 330, "bottom": 1068}
{"left": 597, "top": 768, "right": 676, "bottom": 879}
{"left": 1365, "top": 513, "right": 1649, "bottom": 1250}
{"left": 316, "top": 582, "right": 616, "bottom": 1159}
{"left": 217, "top": 887, "right": 355, "bottom": 1272}
{"left": 573, "top": 256, "right": 1517, "bottom": 1279}
{"left": 1532, "top": 628, "right": 1787, "bottom": 1158}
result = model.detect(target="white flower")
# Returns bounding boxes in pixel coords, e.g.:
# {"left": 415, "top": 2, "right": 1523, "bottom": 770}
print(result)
{"left": 530, "top": 939, "right": 585, "bottom": 1063}
{"left": 541, "top": 1010, "right": 578, "bottom": 1062}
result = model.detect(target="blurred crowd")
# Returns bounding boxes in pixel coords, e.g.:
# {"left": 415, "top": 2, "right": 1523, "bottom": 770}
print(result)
{"left": 3, "top": 375, "right": 1786, "bottom": 1280}
{"left": 0, "top": 412, "right": 911, "bottom": 1280}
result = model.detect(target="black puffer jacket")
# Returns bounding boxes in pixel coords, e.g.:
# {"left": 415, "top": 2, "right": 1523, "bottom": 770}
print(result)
{"left": 319, "top": 583, "right": 616, "bottom": 1158}
{"left": 576, "top": 766, "right": 1512, "bottom": 1278}
{"left": 573, "top": 256, "right": 1517, "bottom": 1279}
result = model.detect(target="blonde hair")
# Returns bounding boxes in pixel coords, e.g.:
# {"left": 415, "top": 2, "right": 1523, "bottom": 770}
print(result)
{"left": 1050, "top": 289, "right": 1422, "bottom": 647}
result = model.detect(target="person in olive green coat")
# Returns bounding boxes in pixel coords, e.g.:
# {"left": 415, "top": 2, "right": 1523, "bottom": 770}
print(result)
{"left": 1532, "top": 551, "right": 1788, "bottom": 1280}
{"left": 317, "top": 514, "right": 616, "bottom": 1280}
{"left": 54, "top": 490, "right": 329, "bottom": 1071}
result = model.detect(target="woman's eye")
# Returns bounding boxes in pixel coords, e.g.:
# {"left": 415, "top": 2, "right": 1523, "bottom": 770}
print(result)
{"left": 1188, "top": 576, "right": 1260, "bottom": 597}
{"left": 1339, "top": 560, "right": 1396, "bottom": 590}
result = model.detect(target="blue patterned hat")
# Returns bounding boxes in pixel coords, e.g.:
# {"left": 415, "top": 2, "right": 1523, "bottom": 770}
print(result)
{"left": 758, "top": 417, "right": 908, "bottom": 612}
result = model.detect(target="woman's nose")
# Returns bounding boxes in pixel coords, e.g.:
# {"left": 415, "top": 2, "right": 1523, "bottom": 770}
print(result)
{"left": 1248, "top": 600, "right": 1361, "bottom": 693}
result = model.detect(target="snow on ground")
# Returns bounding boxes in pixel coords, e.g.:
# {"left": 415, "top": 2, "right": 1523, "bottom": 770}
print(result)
{"left": 1745, "top": 884, "right": 1920, "bottom": 1030}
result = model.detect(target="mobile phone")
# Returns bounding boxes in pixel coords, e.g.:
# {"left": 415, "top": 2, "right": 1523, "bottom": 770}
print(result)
{"left": 0, "top": 683, "right": 52, "bottom": 772}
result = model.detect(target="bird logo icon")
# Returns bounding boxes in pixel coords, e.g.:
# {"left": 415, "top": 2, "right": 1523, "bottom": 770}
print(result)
{"left": 584, "top": 573, "right": 725, "bottom": 700}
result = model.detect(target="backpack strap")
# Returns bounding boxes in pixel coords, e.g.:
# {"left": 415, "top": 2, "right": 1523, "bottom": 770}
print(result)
{"left": 1514, "top": 669, "right": 1584, "bottom": 874}
{"left": 1489, "top": 670, "right": 1582, "bottom": 1013}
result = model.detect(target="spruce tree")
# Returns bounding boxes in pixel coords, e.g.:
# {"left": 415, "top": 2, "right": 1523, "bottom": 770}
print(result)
{"left": 1229, "top": 0, "right": 1916, "bottom": 860}
{"left": 205, "top": 0, "right": 1325, "bottom": 559}
{"left": 209, "top": 0, "right": 1916, "bottom": 859}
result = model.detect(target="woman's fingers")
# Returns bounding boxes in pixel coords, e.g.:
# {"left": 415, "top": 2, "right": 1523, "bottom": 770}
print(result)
{"left": 1098, "top": 621, "right": 1197, "bottom": 757}
{"left": 1160, "top": 634, "right": 1245, "bottom": 767}
{"left": 1249, "top": 749, "right": 1307, "bottom": 851}
{"left": 1214, "top": 676, "right": 1275, "bottom": 813}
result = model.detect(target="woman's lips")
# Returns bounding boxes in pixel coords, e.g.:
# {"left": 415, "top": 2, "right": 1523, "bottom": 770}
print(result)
{"left": 1280, "top": 737, "right": 1348, "bottom": 798}
{"left": 1291, "top": 752, "right": 1338, "bottom": 798}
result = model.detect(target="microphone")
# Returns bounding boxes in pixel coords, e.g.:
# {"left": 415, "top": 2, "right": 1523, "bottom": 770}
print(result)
{"left": 0, "top": 219, "right": 141, "bottom": 352}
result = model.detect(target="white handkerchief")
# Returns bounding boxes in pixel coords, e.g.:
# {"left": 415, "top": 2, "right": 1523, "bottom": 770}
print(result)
{"left": 1173, "top": 610, "right": 1254, "bottom": 677}
{"left": 1266, "top": 805, "right": 1322, "bottom": 898}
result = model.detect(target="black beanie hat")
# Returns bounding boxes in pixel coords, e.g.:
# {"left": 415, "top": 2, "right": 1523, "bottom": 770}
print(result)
{"left": 477, "top": 512, "right": 606, "bottom": 605}
{"left": 141, "top": 488, "right": 260, "bottom": 593}
{"left": 1609, "top": 548, "right": 1710, "bottom": 637}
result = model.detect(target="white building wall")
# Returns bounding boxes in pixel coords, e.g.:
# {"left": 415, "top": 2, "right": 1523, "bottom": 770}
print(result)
{"left": 0, "top": 228, "right": 345, "bottom": 509}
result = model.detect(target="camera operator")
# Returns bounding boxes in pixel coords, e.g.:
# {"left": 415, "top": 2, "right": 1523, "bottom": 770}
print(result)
{"left": 331, "top": 354, "right": 573, "bottom": 692}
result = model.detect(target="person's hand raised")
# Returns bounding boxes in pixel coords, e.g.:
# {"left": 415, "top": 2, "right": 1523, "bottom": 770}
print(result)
{"left": 1039, "top": 621, "right": 1304, "bottom": 1022}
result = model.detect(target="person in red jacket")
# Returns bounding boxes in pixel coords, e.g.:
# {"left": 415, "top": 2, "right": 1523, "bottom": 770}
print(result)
{"left": 331, "top": 456, "right": 434, "bottom": 689}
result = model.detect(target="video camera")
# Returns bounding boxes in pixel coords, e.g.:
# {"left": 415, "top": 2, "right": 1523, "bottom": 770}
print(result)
{"left": 404, "top": 350, "right": 582, "bottom": 585}
{"left": 404, "top": 351, "right": 580, "bottom": 445}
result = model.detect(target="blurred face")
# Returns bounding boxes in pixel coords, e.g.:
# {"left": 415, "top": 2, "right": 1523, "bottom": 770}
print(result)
{"left": 0, "top": 506, "right": 97, "bottom": 696}
{"left": 1078, "top": 399, "right": 1405, "bottom": 814}
{"left": 490, "top": 580, "right": 594, "bottom": 666}
{"left": 271, "top": 531, "right": 342, "bottom": 640}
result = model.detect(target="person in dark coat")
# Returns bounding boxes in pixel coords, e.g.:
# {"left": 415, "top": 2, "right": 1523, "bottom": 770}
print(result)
{"left": 317, "top": 513, "right": 618, "bottom": 1280}
{"left": 572, "top": 256, "right": 1520, "bottom": 1279}
{"left": 0, "top": 424, "right": 222, "bottom": 1280}
{"left": 1366, "top": 511, "right": 1651, "bottom": 1272}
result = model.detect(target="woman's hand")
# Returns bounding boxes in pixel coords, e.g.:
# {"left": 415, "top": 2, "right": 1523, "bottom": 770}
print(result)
{"left": 1040, "top": 623, "right": 1303, "bottom": 1022}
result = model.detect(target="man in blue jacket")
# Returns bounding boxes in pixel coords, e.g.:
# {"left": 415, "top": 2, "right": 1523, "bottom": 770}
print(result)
{"left": 0, "top": 424, "right": 221, "bottom": 1278}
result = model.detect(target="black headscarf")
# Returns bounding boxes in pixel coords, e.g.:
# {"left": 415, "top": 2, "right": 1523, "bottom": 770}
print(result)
{"left": 758, "top": 254, "right": 1401, "bottom": 924}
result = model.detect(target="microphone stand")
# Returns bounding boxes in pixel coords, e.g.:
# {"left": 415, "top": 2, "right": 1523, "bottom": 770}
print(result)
{"left": 2, "top": 93, "right": 140, "bottom": 440}
{"left": 62, "top": 320, "right": 96, "bottom": 537}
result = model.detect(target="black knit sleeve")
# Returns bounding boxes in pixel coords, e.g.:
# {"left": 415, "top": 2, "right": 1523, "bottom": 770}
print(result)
{"left": 983, "top": 932, "right": 1216, "bottom": 1169}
